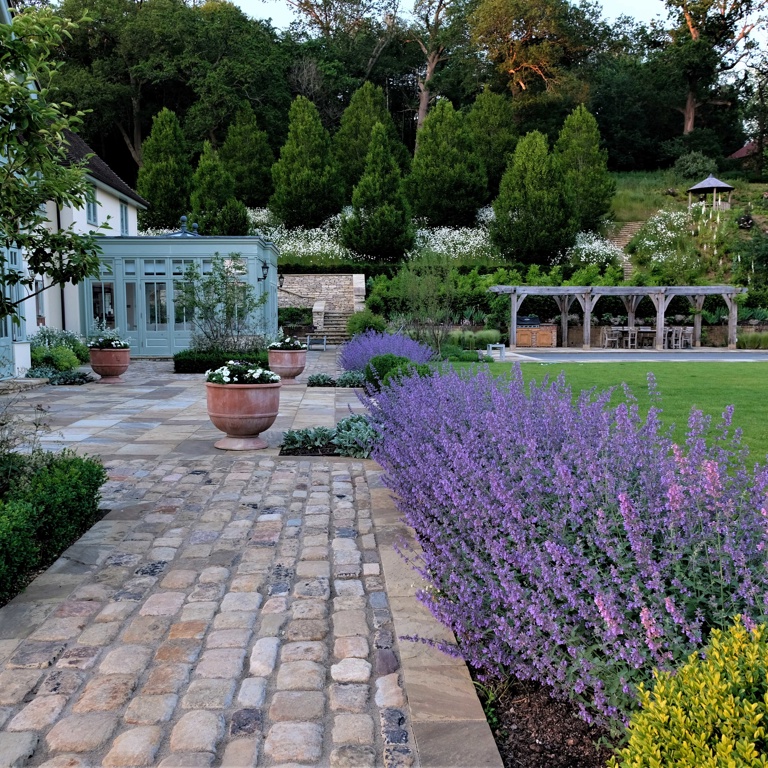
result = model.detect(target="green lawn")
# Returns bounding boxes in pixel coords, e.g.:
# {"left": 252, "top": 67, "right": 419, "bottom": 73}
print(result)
{"left": 454, "top": 362, "right": 768, "bottom": 459}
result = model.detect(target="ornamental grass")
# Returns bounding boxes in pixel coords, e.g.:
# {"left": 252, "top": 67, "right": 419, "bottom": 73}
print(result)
{"left": 363, "top": 366, "right": 768, "bottom": 728}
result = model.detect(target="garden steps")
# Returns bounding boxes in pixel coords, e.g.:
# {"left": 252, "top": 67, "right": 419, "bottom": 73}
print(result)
{"left": 318, "top": 310, "right": 353, "bottom": 345}
{"left": 608, "top": 220, "right": 645, "bottom": 281}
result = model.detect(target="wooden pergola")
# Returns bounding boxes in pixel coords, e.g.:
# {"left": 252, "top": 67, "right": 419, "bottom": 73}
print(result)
{"left": 488, "top": 285, "right": 748, "bottom": 350}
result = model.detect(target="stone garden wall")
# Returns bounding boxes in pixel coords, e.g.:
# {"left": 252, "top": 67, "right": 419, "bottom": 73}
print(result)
{"left": 278, "top": 274, "right": 365, "bottom": 314}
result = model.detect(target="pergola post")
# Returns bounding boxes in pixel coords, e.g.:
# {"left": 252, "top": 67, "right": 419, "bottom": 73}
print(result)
{"left": 553, "top": 296, "right": 576, "bottom": 348}
{"left": 620, "top": 295, "right": 643, "bottom": 329}
{"left": 649, "top": 291, "right": 673, "bottom": 350}
{"left": 722, "top": 292, "right": 739, "bottom": 349}
{"left": 576, "top": 291, "right": 599, "bottom": 349}
{"left": 509, "top": 291, "right": 527, "bottom": 349}
{"left": 687, "top": 295, "right": 706, "bottom": 347}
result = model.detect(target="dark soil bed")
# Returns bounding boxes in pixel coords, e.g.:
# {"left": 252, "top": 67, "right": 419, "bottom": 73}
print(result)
{"left": 279, "top": 446, "right": 337, "bottom": 456}
{"left": 480, "top": 676, "right": 616, "bottom": 768}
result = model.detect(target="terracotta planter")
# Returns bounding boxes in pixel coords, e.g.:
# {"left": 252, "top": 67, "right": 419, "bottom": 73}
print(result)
{"left": 205, "top": 381, "right": 281, "bottom": 450}
{"left": 268, "top": 349, "right": 307, "bottom": 384}
{"left": 89, "top": 347, "right": 130, "bottom": 382}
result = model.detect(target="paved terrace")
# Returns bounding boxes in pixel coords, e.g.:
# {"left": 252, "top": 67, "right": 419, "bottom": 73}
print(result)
{"left": 0, "top": 351, "right": 501, "bottom": 768}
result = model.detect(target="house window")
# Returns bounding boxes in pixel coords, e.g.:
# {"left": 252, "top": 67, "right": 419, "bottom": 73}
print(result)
{"left": 119, "top": 202, "right": 129, "bottom": 236}
{"left": 86, "top": 186, "right": 98, "bottom": 225}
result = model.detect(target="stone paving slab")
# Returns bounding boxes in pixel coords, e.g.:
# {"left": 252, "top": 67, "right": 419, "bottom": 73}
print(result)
{"left": 0, "top": 352, "right": 503, "bottom": 768}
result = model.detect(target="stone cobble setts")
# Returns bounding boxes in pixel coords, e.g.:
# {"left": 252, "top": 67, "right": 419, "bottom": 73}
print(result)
{"left": 0, "top": 455, "right": 416, "bottom": 767}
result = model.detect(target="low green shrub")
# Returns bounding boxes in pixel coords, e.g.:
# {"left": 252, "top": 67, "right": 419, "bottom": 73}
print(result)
{"left": 280, "top": 426, "right": 337, "bottom": 455}
{"left": 610, "top": 617, "right": 768, "bottom": 768}
{"left": 737, "top": 332, "right": 768, "bottom": 350}
{"left": 278, "top": 307, "right": 313, "bottom": 327}
{"left": 281, "top": 416, "right": 378, "bottom": 458}
{"left": 31, "top": 345, "right": 80, "bottom": 372}
{"left": 26, "top": 365, "right": 93, "bottom": 385}
{"left": 8, "top": 450, "right": 108, "bottom": 563}
{"left": 331, "top": 415, "right": 378, "bottom": 459}
{"left": 381, "top": 361, "right": 433, "bottom": 388}
{"left": 173, "top": 349, "right": 268, "bottom": 374}
{"left": 307, "top": 373, "right": 337, "bottom": 387}
{"left": 347, "top": 309, "right": 387, "bottom": 337}
{"left": 29, "top": 327, "right": 89, "bottom": 363}
{"left": 335, "top": 371, "right": 366, "bottom": 387}
{"left": 364, "top": 354, "right": 411, "bottom": 390}
{"left": 0, "top": 500, "right": 39, "bottom": 604}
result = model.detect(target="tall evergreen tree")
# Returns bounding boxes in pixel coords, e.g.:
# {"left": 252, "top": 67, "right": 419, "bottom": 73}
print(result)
{"left": 136, "top": 108, "right": 192, "bottom": 230}
{"left": 190, "top": 142, "right": 248, "bottom": 235}
{"left": 269, "top": 96, "right": 342, "bottom": 228}
{"left": 340, "top": 122, "right": 414, "bottom": 262}
{"left": 553, "top": 105, "right": 615, "bottom": 232}
{"left": 491, "top": 130, "right": 573, "bottom": 264}
{"left": 333, "top": 82, "right": 409, "bottom": 202}
{"left": 219, "top": 106, "right": 275, "bottom": 209}
{"left": 406, "top": 99, "right": 487, "bottom": 226}
{"left": 466, "top": 87, "right": 519, "bottom": 199}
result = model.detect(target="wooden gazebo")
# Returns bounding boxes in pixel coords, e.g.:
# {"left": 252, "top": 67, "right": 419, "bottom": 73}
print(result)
{"left": 687, "top": 175, "right": 734, "bottom": 210}
{"left": 488, "top": 285, "right": 747, "bottom": 350}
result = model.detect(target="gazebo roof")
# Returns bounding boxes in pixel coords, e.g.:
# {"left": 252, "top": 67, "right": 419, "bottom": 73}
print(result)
{"left": 686, "top": 174, "right": 735, "bottom": 193}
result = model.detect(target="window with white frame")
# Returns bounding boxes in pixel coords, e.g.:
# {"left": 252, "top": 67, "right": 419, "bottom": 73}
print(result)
{"left": 86, "top": 186, "right": 98, "bottom": 225}
{"left": 120, "top": 202, "right": 129, "bottom": 235}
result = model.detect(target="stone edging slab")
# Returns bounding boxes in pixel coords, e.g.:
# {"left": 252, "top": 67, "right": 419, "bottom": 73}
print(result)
{"left": 367, "top": 466, "right": 504, "bottom": 768}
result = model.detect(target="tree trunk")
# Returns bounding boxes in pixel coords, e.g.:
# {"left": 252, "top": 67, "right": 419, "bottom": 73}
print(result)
{"left": 683, "top": 89, "right": 697, "bottom": 134}
{"left": 416, "top": 49, "right": 442, "bottom": 139}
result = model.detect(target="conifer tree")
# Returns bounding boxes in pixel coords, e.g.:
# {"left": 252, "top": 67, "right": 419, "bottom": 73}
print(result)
{"left": 491, "top": 131, "right": 574, "bottom": 264}
{"left": 466, "top": 88, "right": 518, "bottom": 199}
{"left": 269, "top": 96, "right": 342, "bottom": 228}
{"left": 406, "top": 100, "right": 487, "bottom": 227}
{"left": 340, "top": 122, "right": 414, "bottom": 262}
{"left": 554, "top": 105, "right": 615, "bottom": 233}
{"left": 137, "top": 108, "right": 192, "bottom": 230}
{"left": 190, "top": 142, "right": 248, "bottom": 235}
{"left": 333, "top": 82, "right": 409, "bottom": 202}
{"left": 219, "top": 106, "right": 274, "bottom": 209}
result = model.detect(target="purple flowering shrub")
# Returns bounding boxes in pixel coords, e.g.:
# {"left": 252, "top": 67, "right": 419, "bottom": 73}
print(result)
{"left": 338, "top": 331, "right": 435, "bottom": 372}
{"left": 363, "top": 366, "right": 768, "bottom": 727}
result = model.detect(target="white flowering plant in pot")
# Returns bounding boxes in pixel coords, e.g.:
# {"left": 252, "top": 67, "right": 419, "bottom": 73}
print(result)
{"left": 268, "top": 335, "right": 307, "bottom": 351}
{"left": 205, "top": 361, "right": 281, "bottom": 385}
{"left": 87, "top": 320, "right": 129, "bottom": 349}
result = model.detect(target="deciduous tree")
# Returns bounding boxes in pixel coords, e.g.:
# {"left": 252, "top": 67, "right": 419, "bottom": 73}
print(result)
{"left": 0, "top": 8, "right": 103, "bottom": 322}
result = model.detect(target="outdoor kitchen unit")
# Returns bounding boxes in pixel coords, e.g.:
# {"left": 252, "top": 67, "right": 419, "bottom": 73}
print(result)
{"left": 515, "top": 316, "right": 558, "bottom": 347}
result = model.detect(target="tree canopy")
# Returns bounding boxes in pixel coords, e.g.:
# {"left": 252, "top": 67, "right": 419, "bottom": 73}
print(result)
{"left": 0, "top": 8, "right": 103, "bottom": 322}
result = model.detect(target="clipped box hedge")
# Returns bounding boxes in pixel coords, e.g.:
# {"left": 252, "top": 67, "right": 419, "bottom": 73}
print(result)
{"left": 0, "top": 450, "right": 107, "bottom": 604}
{"left": 173, "top": 349, "right": 268, "bottom": 374}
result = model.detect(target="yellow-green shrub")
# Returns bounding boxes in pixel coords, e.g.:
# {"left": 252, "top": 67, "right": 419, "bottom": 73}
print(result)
{"left": 611, "top": 617, "right": 768, "bottom": 768}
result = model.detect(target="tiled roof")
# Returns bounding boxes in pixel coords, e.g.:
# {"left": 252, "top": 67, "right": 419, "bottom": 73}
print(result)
{"left": 62, "top": 129, "right": 149, "bottom": 209}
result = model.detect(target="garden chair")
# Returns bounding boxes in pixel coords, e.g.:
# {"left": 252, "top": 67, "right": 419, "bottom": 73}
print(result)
{"left": 681, "top": 326, "right": 693, "bottom": 348}
{"left": 622, "top": 328, "right": 638, "bottom": 349}
{"left": 602, "top": 327, "right": 621, "bottom": 348}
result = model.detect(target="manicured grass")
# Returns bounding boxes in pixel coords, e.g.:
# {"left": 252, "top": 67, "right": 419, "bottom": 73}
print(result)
{"left": 454, "top": 361, "right": 768, "bottom": 458}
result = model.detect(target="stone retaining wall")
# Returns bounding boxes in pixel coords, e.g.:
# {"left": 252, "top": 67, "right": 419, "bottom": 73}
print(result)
{"left": 278, "top": 274, "right": 365, "bottom": 314}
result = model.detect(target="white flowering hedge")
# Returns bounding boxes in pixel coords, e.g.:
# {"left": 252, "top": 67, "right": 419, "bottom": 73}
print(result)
{"left": 561, "top": 232, "right": 624, "bottom": 269}
{"left": 630, "top": 210, "right": 692, "bottom": 265}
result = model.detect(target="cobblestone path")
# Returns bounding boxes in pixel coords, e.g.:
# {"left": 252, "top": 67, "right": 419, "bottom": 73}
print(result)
{"left": 0, "top": 353, "right": 501, "bottom": 768}
{"left": 0, "top": 454, "right": 415, "bottom": 767}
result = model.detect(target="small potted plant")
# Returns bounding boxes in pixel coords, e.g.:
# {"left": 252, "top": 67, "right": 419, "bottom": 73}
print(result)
{"left": 205, "top": 361, "right": 281, "bottom": 450}
{"left": 87, "top": 323, "right": 131, "bottom": 382}
{"left": 267, "top": 333, "right": 308, "bottom": 384}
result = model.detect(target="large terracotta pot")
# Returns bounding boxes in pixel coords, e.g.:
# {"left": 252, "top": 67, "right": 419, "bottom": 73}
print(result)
{"left": 205, "top": 381, "right": 281, "bottom": 450}
{"left": 89, "top": 347, "right": 130, "bottom": 382}
{"left": 267, "top": 349, "right": 307, "bottom": 384}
